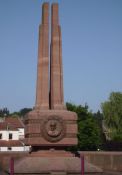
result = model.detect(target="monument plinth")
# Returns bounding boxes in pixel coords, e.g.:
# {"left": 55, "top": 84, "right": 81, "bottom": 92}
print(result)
{"left": 25, "top": 110, "right": 77, "bottom": 147}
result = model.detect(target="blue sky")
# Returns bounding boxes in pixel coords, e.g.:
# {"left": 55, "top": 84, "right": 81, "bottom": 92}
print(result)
{"left": 0, "top": 0, "right": 122, "bottom": 112}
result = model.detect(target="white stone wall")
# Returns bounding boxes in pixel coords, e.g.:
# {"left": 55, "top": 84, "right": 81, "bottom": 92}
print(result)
{"left": 0, "top": 130, "right": 19, "bottom": 140}
{"left": 0, "top": 131, "right": 8, "bottom": 140}
{"left": 0, "top": 146, "right": 27, "bottom": 151}
{"left": 0, "top": 127, "right": 30, "bottom": 152}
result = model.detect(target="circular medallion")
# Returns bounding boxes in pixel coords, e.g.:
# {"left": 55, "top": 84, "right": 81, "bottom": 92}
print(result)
{"left": 41, "top": 116, "right": 66, "bottom": 142}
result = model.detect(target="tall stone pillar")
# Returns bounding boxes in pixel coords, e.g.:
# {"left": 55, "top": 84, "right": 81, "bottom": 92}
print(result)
{"left": 50, "top": 4, "right": 65, "bottom": 109}
{"left": 35, "top": 3, "right": 49, "bottom": 110}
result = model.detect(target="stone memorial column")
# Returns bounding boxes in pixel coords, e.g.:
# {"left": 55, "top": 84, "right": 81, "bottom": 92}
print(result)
{"left": 50, "top": 4, "right": 65, "bottom": 110}
{"left": 35, "top": 3, "right": 49, "bottom": 110}
{"left": 25, "top": 2, "right": 77, "bottom": 148}
{"left": 10, "top": 3, "right": 102, "bottom": 174}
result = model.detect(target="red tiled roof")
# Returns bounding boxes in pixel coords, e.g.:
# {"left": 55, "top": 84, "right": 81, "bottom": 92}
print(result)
{"left": 5, "top": 117, "right": 24, "bottom": 128}
{"left": 0, "top": 122, "right": 18, "bottom": 131}
{"left": 0, "top": 140, "right": 24, "bottom": 147}
{"left": 0, "top": 117, "right": 24, "bottom": 131}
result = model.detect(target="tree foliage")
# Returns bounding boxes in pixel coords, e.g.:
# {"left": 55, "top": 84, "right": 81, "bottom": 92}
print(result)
{"left": 0, "top": 107, "right": 9, "bottom": 117}
{"left": 78, "top": 117, "right": 101, "bottom": 150}
{"left": 19, "top": 108, "right": 32, "bottom": 116}
{"left": 101, "top": 92, "right": 122, "bottom": 140}
{"left": 10, "top": 108, "right": 32, "bottom": 117}
{"left": 66, "top": 102, "right": 102, "bottom": 151}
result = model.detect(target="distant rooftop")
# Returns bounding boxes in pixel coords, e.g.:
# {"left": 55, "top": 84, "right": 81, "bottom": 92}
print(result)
{"left": 0, "top": 117, "right": 24, "bottom": 131}
{"left": 0, "top": 140, "right": 24, "bottom": 147}
{"left": 5, "top": 117, "right": 24, "bottom": 128}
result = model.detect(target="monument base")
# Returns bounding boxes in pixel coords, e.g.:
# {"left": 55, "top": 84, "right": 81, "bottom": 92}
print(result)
{"left": 25, "top": 110, "right": 78, "bottom": 147}
{"left": 7, "top": 150, "right": 103, "bottom": 175}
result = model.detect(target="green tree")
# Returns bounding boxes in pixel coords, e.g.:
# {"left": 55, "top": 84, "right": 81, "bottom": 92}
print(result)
{"left": 101, "top": 92, "right": 122, "bottom": 140}
{"left": 19, "top": 108, "right": 32, "bottom": 116}
{"left": 10, "top": 108, "right": 32, "bottom": 118}
{"left": 66, "top": 102, "right": 102, "bottom": 151}
{"left": 0, "top": 107, "right": 9, "bottom": 117}
{"left": 9, "top": 111, "right": 20, "bottom": 117}
{"left": 78, "top": 117, "right": 101, "bottom": 150}
{"left": 66, "top": 102, "right": 90, "bottom": 121}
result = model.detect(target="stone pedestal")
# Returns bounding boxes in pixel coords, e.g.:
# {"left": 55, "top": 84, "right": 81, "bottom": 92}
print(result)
{"left": 25, "top": 110, "right": 77, "bottom": 147}
{"left": 7, "top": 150, "right": 103, "bottom": 175}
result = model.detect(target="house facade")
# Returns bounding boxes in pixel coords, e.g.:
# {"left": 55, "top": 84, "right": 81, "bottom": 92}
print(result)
{"left": 0, "top": 117, "right": 29, "bottom": 152}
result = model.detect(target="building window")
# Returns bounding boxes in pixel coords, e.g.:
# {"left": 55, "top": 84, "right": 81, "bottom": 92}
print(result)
{"left": 8, "top": 147, "right": 12, "bottom": 151}
{"left": 9, "top": 133, "right": 12, "bottom": 140}
{"left": 0, "top": 133, "right": 2, "bottom": 139}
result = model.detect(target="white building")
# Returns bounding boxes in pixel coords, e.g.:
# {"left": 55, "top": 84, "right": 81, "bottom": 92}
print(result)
{"left": 0, "top": 117, "right": 29, "bottom": 152}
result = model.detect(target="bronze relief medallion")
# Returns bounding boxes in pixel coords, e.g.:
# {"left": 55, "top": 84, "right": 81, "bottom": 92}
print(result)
{"left": 41, "top": 115, "right": 66, "bottom": 142}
